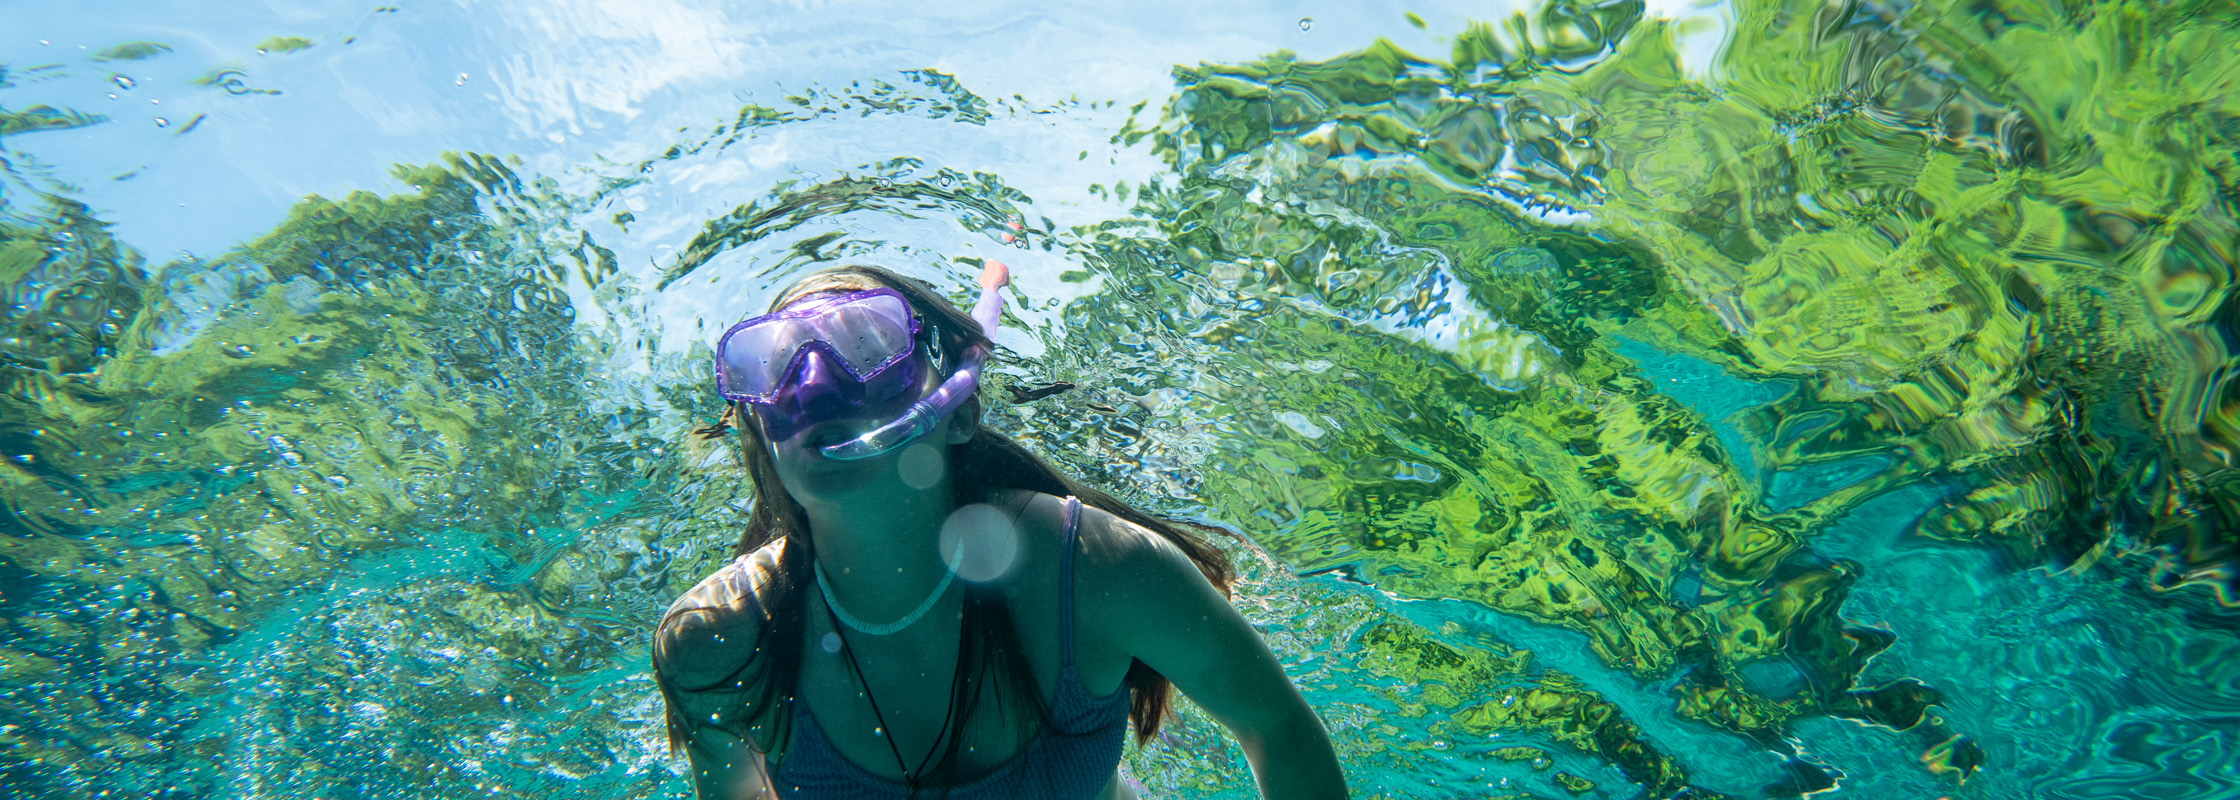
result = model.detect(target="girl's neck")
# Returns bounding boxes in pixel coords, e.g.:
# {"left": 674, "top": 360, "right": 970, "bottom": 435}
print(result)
{"left": 798, "top": 474, "right": 960, "bottom": 614}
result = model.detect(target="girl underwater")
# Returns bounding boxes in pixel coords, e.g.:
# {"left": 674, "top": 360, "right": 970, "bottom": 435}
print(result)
{"left": 652, "top": 263, "right": 1348, "bottom": 799}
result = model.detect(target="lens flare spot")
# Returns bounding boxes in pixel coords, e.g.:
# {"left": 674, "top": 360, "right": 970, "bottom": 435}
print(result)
{"left": 897, "top": 442, "right": 945, "bottom": 489}
{"left": 941, "top": 503, "right": 1019, "bottom": 583}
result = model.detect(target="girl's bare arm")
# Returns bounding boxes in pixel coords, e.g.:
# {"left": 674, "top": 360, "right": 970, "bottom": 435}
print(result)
{"left": 1080, "top": 513, "right": 1349, "bottom": 800}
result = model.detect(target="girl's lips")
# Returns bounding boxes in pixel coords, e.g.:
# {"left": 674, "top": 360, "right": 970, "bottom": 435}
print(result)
{"left": 800, "top": 421, "right": 871, "bottom": 451}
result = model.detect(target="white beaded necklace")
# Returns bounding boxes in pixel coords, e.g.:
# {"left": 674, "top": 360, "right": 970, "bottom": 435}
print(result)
{"left": 813, "top": 558, "right": 957, "bottom": 636}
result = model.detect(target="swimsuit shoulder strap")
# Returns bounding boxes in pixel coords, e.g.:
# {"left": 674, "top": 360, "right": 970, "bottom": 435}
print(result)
{"left": 1057, "top": 495, "right": 1084, "bottom": 669}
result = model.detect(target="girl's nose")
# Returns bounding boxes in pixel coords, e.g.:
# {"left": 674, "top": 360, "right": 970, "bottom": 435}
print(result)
{"left": 788, "top": 347, "right": 851, "bottom": 409}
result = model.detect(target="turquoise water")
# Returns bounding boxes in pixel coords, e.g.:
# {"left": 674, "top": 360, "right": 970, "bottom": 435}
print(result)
{"left": 6, "top": 1, "right": 2240, "bottom": 798}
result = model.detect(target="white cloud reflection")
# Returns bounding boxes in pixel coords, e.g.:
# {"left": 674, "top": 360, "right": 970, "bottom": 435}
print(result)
{"left": 488, "top": 0, "right": 756, "bottom": 135}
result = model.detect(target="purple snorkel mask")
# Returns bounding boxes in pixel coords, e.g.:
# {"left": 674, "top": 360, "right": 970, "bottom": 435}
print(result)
{"left": 715, "top": 263, "right": 1010, "bottom": 461}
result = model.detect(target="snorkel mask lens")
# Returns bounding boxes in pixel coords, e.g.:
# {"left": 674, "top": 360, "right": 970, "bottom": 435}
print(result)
{"left": 747, "top": 348, "right": 926, "bottom": 443}
{"left": 714, "top": 288, "right": 920, "bottom": 404}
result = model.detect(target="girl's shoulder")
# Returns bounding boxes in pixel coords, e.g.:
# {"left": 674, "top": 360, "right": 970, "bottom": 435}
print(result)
{"left": 653, "top": 540, "right": 786, "bottom": 685}
{"left": 984, "top": 489, "right": 1196, "bottom": 574}
{"left": 975, "top": 488, "right": 1081, "bottom": 565}
{"left": 1068, "top": 501, "right": 1194, "bottom": 575}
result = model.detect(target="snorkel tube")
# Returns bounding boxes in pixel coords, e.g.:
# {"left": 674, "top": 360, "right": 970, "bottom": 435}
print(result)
{"left": 818, "top": 262, "right": 1009, "bottom": 461}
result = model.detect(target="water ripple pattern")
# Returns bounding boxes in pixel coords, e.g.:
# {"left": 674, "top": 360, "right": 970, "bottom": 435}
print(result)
{"left": 2, "top": 1, "right": 2237, "bottom": 799}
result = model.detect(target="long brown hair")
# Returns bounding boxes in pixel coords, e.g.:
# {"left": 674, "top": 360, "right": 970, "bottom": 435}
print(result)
{"left": 656, "top": 264, "right": 1235, "bottom": 767}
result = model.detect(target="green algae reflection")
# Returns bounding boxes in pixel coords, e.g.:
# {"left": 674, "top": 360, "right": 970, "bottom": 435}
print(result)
{"left": 1022, "top": 0, "right": 2236, "bottom": 794}
{"left": 0, "top": 154, "right": 720, "bottom": 796}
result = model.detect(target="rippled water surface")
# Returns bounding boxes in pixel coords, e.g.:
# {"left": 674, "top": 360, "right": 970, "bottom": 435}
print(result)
{"left": 6, "top": 1, "right": 2239, "bottom": 798}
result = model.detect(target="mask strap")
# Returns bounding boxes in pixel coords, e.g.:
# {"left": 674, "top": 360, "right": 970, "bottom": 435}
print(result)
{"left": 925, "top": 324, "right": 947, "bottom": 373}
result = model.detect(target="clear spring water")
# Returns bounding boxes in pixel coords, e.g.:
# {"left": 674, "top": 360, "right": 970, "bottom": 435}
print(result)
{"left": 5, "top": 1, "right": 2239, "bottom": 798}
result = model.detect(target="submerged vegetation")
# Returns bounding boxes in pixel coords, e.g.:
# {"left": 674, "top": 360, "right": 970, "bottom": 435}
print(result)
{"left": 2, "top": 0, "right": 2236, "bottom": 798}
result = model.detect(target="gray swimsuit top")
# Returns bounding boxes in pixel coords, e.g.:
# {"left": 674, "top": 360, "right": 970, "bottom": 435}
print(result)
{"left": 771, "top": 497, "right": 1130, "bottom": 798}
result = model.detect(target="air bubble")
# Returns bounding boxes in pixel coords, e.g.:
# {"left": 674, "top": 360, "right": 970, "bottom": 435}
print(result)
{"left": 1299, "top": 17, "right": 1313, "bottom": 31}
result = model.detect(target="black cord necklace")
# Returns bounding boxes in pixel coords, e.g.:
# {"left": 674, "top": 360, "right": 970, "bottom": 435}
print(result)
{"left": 823, "top": 592, "right": 969, "bottom": 795}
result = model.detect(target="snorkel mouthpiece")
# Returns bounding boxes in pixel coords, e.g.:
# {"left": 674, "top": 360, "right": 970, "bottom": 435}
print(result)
{"left": 818, "top": 262, "right": 1010, "bottom": 461}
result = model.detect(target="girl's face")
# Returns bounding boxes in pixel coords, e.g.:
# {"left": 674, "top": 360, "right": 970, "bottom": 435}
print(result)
{"left": 754, "top": 299, "right": 952, "bottom": 502}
